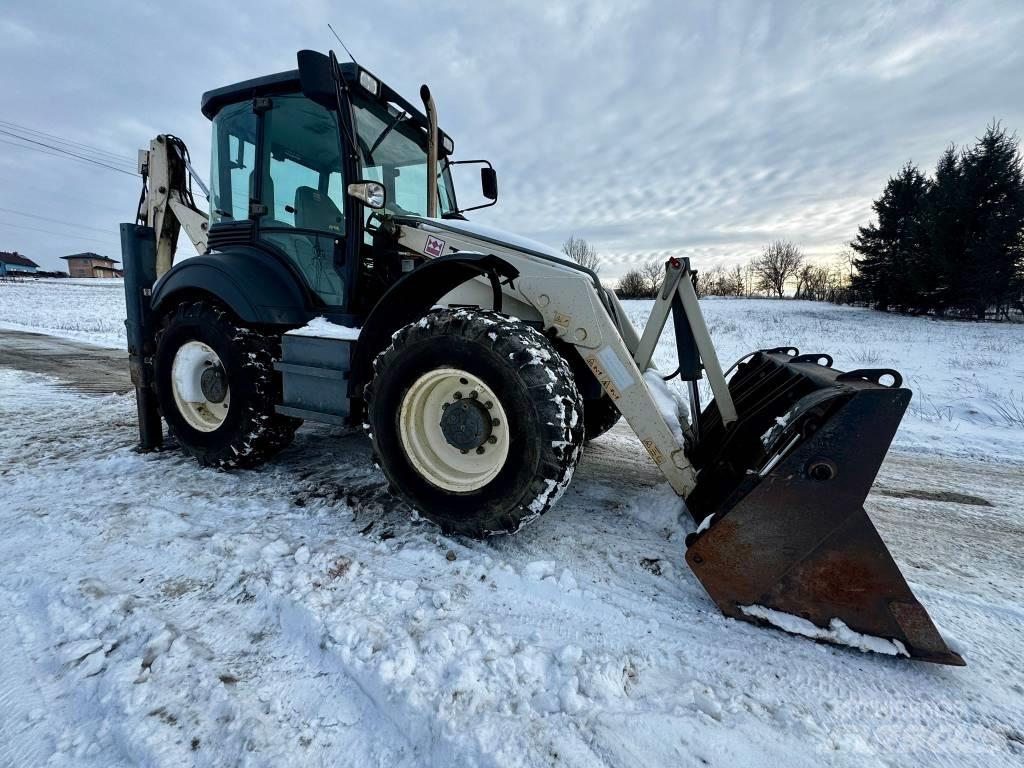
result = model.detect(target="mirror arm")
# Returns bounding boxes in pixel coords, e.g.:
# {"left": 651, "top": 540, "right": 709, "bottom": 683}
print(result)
{"left": 447, "top": 159, "right": 498, "bottom": 215}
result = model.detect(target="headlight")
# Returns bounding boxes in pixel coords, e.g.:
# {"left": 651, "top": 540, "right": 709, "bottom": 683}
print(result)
{"left": 347, "top": 181, "right": 386, "bottom": 209}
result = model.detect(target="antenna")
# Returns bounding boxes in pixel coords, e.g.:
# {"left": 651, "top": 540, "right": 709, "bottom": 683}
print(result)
{"left": 328, "top": 24, "right": 357, "bottom": 64}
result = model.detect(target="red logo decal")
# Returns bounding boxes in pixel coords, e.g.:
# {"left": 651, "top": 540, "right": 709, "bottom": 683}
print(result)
{"left": 424, "top": 235, "right": 446, "bottom": 258}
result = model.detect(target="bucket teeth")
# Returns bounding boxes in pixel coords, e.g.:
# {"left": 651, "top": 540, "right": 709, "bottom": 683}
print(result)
{"left": 684, "top": 350, "right": 964, "bottom": 665}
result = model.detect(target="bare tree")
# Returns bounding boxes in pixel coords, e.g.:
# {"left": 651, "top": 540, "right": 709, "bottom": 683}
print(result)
{"left": 697, "top": 264, "right": 724, "bottom": 296}
{"left": 727, "top": 264, "right": 746, "bottom": 296}
{"left": 751, "top": 241, "right": 805, "bottom": 298}
{"left": 641, "top": 261, "right": 664, "bottom": 296}
{"left": 743, "top": 261, "right": 758, "bottom": 296}
{"left": 617, "top": 268, "right": 648, "bottom": 299}
{"left": 561, "top": 236, "right": 601, "bottom": 273}
{"left": 838, "top": 247, "right": 857, "bottom": 283}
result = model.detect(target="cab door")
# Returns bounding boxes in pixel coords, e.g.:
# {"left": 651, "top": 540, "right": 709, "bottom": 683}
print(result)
{"left": 257, "top": 96, "right": 349, "bottom": 308}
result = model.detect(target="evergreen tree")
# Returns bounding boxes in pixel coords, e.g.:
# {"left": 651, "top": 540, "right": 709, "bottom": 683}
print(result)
{"left": 959, "top": 123, "right": 1024, "bottom": 318}
{"left": 924, "top": 145, "right": 966, "bottom": 314}
{"left": 850, "top": 163, "right": 930, "bottom": 311}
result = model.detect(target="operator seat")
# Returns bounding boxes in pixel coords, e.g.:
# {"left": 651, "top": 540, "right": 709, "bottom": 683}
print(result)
{"left": 294, "top": 187, "right": 344, "bottom": 234}
{"left": 284, "top": 186, "right": 344, "bottom": 304}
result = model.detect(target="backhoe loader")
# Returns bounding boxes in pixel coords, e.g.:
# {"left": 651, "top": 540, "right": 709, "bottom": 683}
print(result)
{"left": 120, "top": 49, "right": 963, "bottom": 665}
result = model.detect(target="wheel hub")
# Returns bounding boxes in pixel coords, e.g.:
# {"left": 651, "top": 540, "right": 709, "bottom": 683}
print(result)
{"left": 200, "top": 364, "right": 227, "bottom": 403}
{"left": 170, "top": 341, "right": 231, "bottom": 433}
{"left": 398, "top": 367, "right": 510, "bottom": 492}
{"left": 440, "top": 398, "right": 493, "bottom": 451}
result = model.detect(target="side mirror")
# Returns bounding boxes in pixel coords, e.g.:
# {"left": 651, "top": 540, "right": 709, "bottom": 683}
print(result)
{"left": 481, "top": 167, "right": 498, "bottom": 201}
{"left": 347, "top": 181, "right": 386, "bottom": 210}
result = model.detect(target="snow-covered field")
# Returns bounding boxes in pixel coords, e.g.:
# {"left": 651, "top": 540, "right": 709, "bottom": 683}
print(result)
{"left": 0, "top": 278, "right": 128, "bottom": 348}
{"left": 4, "top": 279, "right": 1023, "bottom": 459}
{"left": 2, "top": 279, "right": 1024, "bottom": 766}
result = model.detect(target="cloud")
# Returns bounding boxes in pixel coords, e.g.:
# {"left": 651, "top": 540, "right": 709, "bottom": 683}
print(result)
{"left": 0, "top": 17, "right": 37, "bottom": 45}
{"left": 0, "top": 0, "right": 1022, "bottom": 279}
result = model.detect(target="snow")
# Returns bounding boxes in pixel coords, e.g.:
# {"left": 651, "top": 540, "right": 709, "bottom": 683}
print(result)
{"left": 286, "top": 316, "right": 361, "bottom": 341}
{"left": 642, "top": 368, "right": 687, "bottom": 445}
{"left": 740, "top": 605, "right": 910, "bottom": 658}
{"left": 0, "top": 278, "right": 127, "bottom": 348}
{"left": 620, "top": 298, "right": 1024, "bottom": 463}
{"left": 2, "top": 286, "right": 1024, "bottom": 765}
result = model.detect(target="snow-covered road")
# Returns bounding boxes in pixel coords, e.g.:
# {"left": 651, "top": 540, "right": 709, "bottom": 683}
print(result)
{"left": 1, "top": 345, "right": 1023, "bottom": 766}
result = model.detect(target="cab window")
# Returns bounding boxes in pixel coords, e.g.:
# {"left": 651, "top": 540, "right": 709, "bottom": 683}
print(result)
{"left": 258, "top": 96, "right": 347, "bottom": 306}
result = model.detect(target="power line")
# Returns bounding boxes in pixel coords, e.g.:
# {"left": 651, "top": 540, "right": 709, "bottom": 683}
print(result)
{"left": 0, "top": 136, "right": 89, "bottom": 164}
{"left": 0, "top": 205, "right": 119, "bottom": 236}
{"left": 0, "top": 136, "right": 140, "bottom": 179}
{"left": 0, "top": 128, "right": 137, "bottom": 173}
{"left": 0, "top": 128, "right": 138, "bottom": 177}
{"left": 0, "top": 167, "right": 132, "bottom": 214}
{"left": 0, "top": 219, "right": 121, "bottom": 247}
{"left": 0, "top": 119, "right": 137, "bottom": 166}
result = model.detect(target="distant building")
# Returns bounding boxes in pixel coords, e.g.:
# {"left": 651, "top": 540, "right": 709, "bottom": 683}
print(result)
{"left": 61, "top": 252, "right": 122, "bottom": 279}
{"left": 0, "top": 251, "right": 39, "bottom": 277}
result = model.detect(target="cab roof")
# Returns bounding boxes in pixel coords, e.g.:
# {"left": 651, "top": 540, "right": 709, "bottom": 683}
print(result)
{"left": 201, "top": 68, "right": 309, "bottom": 120}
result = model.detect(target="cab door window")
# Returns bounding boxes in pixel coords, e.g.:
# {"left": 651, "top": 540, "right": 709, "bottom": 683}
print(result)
{"left": 259, "top": 96, "right": 347, "bottom": 307}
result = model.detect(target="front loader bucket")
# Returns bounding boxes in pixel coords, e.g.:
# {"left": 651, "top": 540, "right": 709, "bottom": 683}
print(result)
{"left": 684, "top": 350, "right": 964, "bottom": 665}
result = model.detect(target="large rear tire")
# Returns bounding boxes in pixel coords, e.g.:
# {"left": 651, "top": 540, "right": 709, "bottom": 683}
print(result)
{"left": 583, "top": 394, "right": 622, "bottom": 441}
{"left": 364, "top": 309, "right": 584, "bottom": 537}
{"left": 154, "top": 301, "right": 300, "bottom": 469}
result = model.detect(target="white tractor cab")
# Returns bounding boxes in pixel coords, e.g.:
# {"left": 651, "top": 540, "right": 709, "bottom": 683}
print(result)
{"left": 120, "top": 49, "right": 963, "bottom": 665}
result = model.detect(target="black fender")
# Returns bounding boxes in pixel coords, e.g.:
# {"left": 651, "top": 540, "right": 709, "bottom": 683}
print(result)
{"left": 350, "top": 253, "right": 519, "bottom": 393}
{"left": 150, "top": 246, "right": 309, "bottom": 326}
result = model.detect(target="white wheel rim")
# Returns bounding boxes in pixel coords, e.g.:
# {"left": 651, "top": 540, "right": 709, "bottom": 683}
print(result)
{"left": 399, "top": 367, "right": 510, "bottom": 492}
{"left": 170, "top": 341, "right": 231, "bottom": 433}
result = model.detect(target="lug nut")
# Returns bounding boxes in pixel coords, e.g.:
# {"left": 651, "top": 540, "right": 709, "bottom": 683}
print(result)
{"left": 491, "top": 418, "right": 500, "bottom": 427}
{"left": 484, "top": 401, "right": 493, "bottom": 409}
{"left": 442, "top": 402, "right": 449, "bottom": 410}
{"left": 487, "top": 435, "right": 497, "bottom": 444}
{"left": 453, "top": 392, "right": 463, "bottom": 400}
{"left": 476, "top": 446, "right": 486, "bottom": 454}
{"left": 469, "top": 391, "right": 478, "bottom": 399}
{"left": 460, "top": 449, "right": 468, "bottom": 454}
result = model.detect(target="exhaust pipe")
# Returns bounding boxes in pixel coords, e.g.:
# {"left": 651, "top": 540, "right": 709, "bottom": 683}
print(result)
{"left": 420, "top": 84, "right": 438, "bottom": 218}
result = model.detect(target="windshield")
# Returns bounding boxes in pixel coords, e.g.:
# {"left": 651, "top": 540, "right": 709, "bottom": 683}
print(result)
{"left": 352, "top": 96, "right": 456, "bottom": 218}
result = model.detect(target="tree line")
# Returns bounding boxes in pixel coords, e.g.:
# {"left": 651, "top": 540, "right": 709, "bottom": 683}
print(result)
{"left": 563, "top": 236, "right": 850, "bottom": 302}
{"left": 849, "top": 123, "right": 1024, "bottom": 319}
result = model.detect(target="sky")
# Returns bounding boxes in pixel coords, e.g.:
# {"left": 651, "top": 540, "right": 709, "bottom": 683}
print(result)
{"left": 1, "top": 0, "right": 1023, "bottom": 280}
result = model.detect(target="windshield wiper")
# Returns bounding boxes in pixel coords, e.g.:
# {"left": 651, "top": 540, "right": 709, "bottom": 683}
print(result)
{"left": 366, "top": 111, "right": 408, "bottom": 163}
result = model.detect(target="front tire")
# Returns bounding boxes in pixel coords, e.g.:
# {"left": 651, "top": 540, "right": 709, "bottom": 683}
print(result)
{"left": 154, "top": 301, "right": 300, "bottom": 468}
{"left": 364, "top": 309, "right": 584, "bottom": 537}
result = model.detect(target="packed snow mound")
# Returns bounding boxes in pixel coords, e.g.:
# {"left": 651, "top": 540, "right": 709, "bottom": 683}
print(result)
{"left": 642, "top": 368, "right": 688, "bottom": 445}
{"left": 286, "top": 316, "right": 361, "bottom": 340}
{"left": 740, "top": 605, "right": 911, "bottom": 657}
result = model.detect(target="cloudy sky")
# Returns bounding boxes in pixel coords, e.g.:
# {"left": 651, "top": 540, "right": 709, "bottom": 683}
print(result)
{"left": 2, "top": 0, "right": 1023, "bottom": 278}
